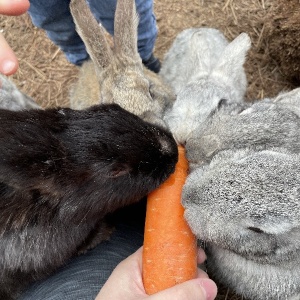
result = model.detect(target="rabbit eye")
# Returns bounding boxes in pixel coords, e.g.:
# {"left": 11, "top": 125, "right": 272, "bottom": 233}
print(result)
{"left": 217, "top": 98, "right": 228, "bottom": 109}
{"left": 247, "top": 227, "right": 264, "bottom": 234}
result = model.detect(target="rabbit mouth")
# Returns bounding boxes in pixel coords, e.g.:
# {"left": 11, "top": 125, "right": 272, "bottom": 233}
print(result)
{"left": 226, "top": 245, "right": 277, "bottom": 262}
{"left": 206, "top": 242, "right": 279, "bottom": 265}
{"left": 205, "top": 239, "right": 296, "bottom": 266}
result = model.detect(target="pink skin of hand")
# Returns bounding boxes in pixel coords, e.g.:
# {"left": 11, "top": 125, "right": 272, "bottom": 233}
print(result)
{"left": 96, "top": 247, "right": 218, "bottom": 300}
{"left": 0, "top": 0, "right": 30, "bottom": 75}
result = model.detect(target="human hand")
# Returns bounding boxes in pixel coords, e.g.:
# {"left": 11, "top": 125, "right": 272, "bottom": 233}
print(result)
{"left": 96, "top": 247, "right": 217, "bottom": 300}
{"left": 0, "top": 0, "right": 30, "bottom": 75}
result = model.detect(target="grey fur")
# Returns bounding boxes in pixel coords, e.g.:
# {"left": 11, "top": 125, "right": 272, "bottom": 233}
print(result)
{"left": 69, "top": 0, "right": 175, "bottom": 127}
{"left": 183, "top": 149, "right": 300, "bottom": 300}
{"left": 0, "top": 75, "right": 40, "bottom": 111}
{"left": 186, "top": 88, "right": 300, "bottom": 169}
{"left": 182, "top": 87, "right": 300, "bottom": 299}
{"left": 160, "top": 28, "right": 251, "bottom": 143}
{"left": 161, "top": 26, "right": 300, "bottom": 299}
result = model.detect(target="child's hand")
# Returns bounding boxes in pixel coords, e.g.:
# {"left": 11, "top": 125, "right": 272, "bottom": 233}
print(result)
{"left": 0, "top": 0, "right": 30, "bottom": 75}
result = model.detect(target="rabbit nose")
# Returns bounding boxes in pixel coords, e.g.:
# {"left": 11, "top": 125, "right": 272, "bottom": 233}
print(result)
{"left": 157, "top": 133, "right": 178, "bottom": 157}
{"left": 158, "top": 137, "right": 173, "bottom": 154}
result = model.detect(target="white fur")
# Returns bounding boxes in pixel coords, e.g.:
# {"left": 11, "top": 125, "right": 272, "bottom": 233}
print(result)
{"left": 160, "top": 28, "right": 251, "bottom": 143}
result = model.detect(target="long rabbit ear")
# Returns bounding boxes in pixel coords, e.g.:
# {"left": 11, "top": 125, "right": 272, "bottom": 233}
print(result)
{"left": 211, "top": 33, "right": 251, "bottom": 82}
{"left": 70, "top": 0, "right": 113, "bottom": 70}
{"left": 113, "top": 0, "right": 140, "bottom": 61}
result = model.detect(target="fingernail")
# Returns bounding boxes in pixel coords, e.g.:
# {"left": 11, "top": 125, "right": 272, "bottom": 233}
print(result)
{"left": 197, "top": 278, "right": 218, "bottom": 300}
{"left": 197, "top": 247, "right": 207, "bottom": 263}
{"left": 1, "top": 60, "right": 17, "bottom": 75}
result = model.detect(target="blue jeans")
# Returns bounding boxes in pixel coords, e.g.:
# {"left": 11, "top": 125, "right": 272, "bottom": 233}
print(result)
{"left": 28, "top": 0, "right": 158, "bottom": 65}
{"left": 19, "top": 201, "right": 146, "bottom": 300}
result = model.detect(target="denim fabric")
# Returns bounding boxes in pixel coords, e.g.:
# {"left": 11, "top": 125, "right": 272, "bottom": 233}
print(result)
{"left": 18, "top": 200, "right": 146, "bottom": 300}
{"left": 28, "top": 0, "right": 157, "bottom": 65}
{"left": 19, "top": 223, "right": 143, "bottom": 300}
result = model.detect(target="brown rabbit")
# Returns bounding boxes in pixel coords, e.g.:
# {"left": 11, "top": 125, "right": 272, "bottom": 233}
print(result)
{"left": 69, "top": 0, "right": 175, "bottom": 127}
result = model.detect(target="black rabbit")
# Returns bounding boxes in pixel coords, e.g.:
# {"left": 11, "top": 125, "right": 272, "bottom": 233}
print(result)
{"left": 0, "top": 104, "right": 177, "bottom": 299}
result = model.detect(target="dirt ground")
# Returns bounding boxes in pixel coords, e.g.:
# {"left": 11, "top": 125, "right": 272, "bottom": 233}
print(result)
{"left": 0, "top": 0, "right": 295, "bottom": 108}
{"left": 0, "top": 1, "right": 296, "bottom": 299}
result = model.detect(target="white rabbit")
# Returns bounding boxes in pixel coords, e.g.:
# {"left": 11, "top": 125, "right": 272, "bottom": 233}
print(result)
{"left": 0, "top": 74, "right": 40, "bottom": 111}
{"left": 160, "top": 28, "right": 251, "bottom": 143}
{"left": 69, "top": 0, "right": 175, "bottom": 127}
{"left": 182, "top": 87, "right": 300, "bottom": 300}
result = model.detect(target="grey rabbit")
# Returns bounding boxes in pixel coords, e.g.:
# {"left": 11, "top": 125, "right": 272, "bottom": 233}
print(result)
{"left": 0, "top": 74, "right": 40, "bottom": 110}
{"left": 160, "top": 26, "right": 300, "bottom": 299}
{"left": 182, "top": 87, "right": 300, "bottom": 300}
{"left": 69, "top": 0, "right": 175, "bottom": 127}
{"left": 160, "top": 28, "right": 251, "bottom": 143}
{"left": 0, "top": 28, "right": 178, "bottom": 300}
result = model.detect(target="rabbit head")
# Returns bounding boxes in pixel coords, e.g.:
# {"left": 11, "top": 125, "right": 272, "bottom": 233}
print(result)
{"left": 69, "top": 0, "right": 175, "bottom": 127}
{"left": 161, "top": 29, "right": 251, "bottom": 143}
{"left": 186, "top": 88, "right": 300, "bottom": 170}
{"left": 181, "top": 88, "right": 300, "bottom": 299}
{"left": 0, "top": 74, "right": 40, "bottom": 111}
{"left": 183, "top": 148, "right": 300, "bottom": 300}
{"left": 0, "top": 104, "right": 178, "bottom": 227}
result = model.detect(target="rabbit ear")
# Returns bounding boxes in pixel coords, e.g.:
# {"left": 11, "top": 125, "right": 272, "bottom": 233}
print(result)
{"left": 274, "top": 87, "right": 300, "bottom": 106}
{"left": 212, "top": 33, "right": 251, "bottom": 82}
{"left": 271, "top": 88, "right": 300, "bottom": 119}
{"left": 70, "top": 0, "right": 113, "bottom": 70}
{"left": 113, "top": 0, "right": 140, "bottom": 61}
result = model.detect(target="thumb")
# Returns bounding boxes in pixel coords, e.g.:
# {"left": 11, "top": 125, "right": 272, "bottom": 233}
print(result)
{"left": 149, "top": 278, "right": 217, "bottom": 300}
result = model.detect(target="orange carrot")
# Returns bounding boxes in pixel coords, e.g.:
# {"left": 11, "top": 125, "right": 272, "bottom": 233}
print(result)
{"left": 142, "top": 145, "right": 197, "bottom": 295}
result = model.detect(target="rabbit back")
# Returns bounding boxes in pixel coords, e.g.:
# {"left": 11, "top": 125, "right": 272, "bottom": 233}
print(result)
{"left": 70, "top": 59, "right": 175, "bottom": 121}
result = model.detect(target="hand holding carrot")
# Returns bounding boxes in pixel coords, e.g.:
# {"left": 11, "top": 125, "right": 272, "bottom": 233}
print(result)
{"left": 0, "top": 0, "right": 30, "bottom": 75}
{"left": 95, "top": 247, "right": 217, "bottom": 300}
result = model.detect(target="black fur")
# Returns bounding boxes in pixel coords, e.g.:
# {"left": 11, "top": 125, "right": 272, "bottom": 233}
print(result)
{"left": 0, "top": 104, "right": 178, "bottom": 299}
